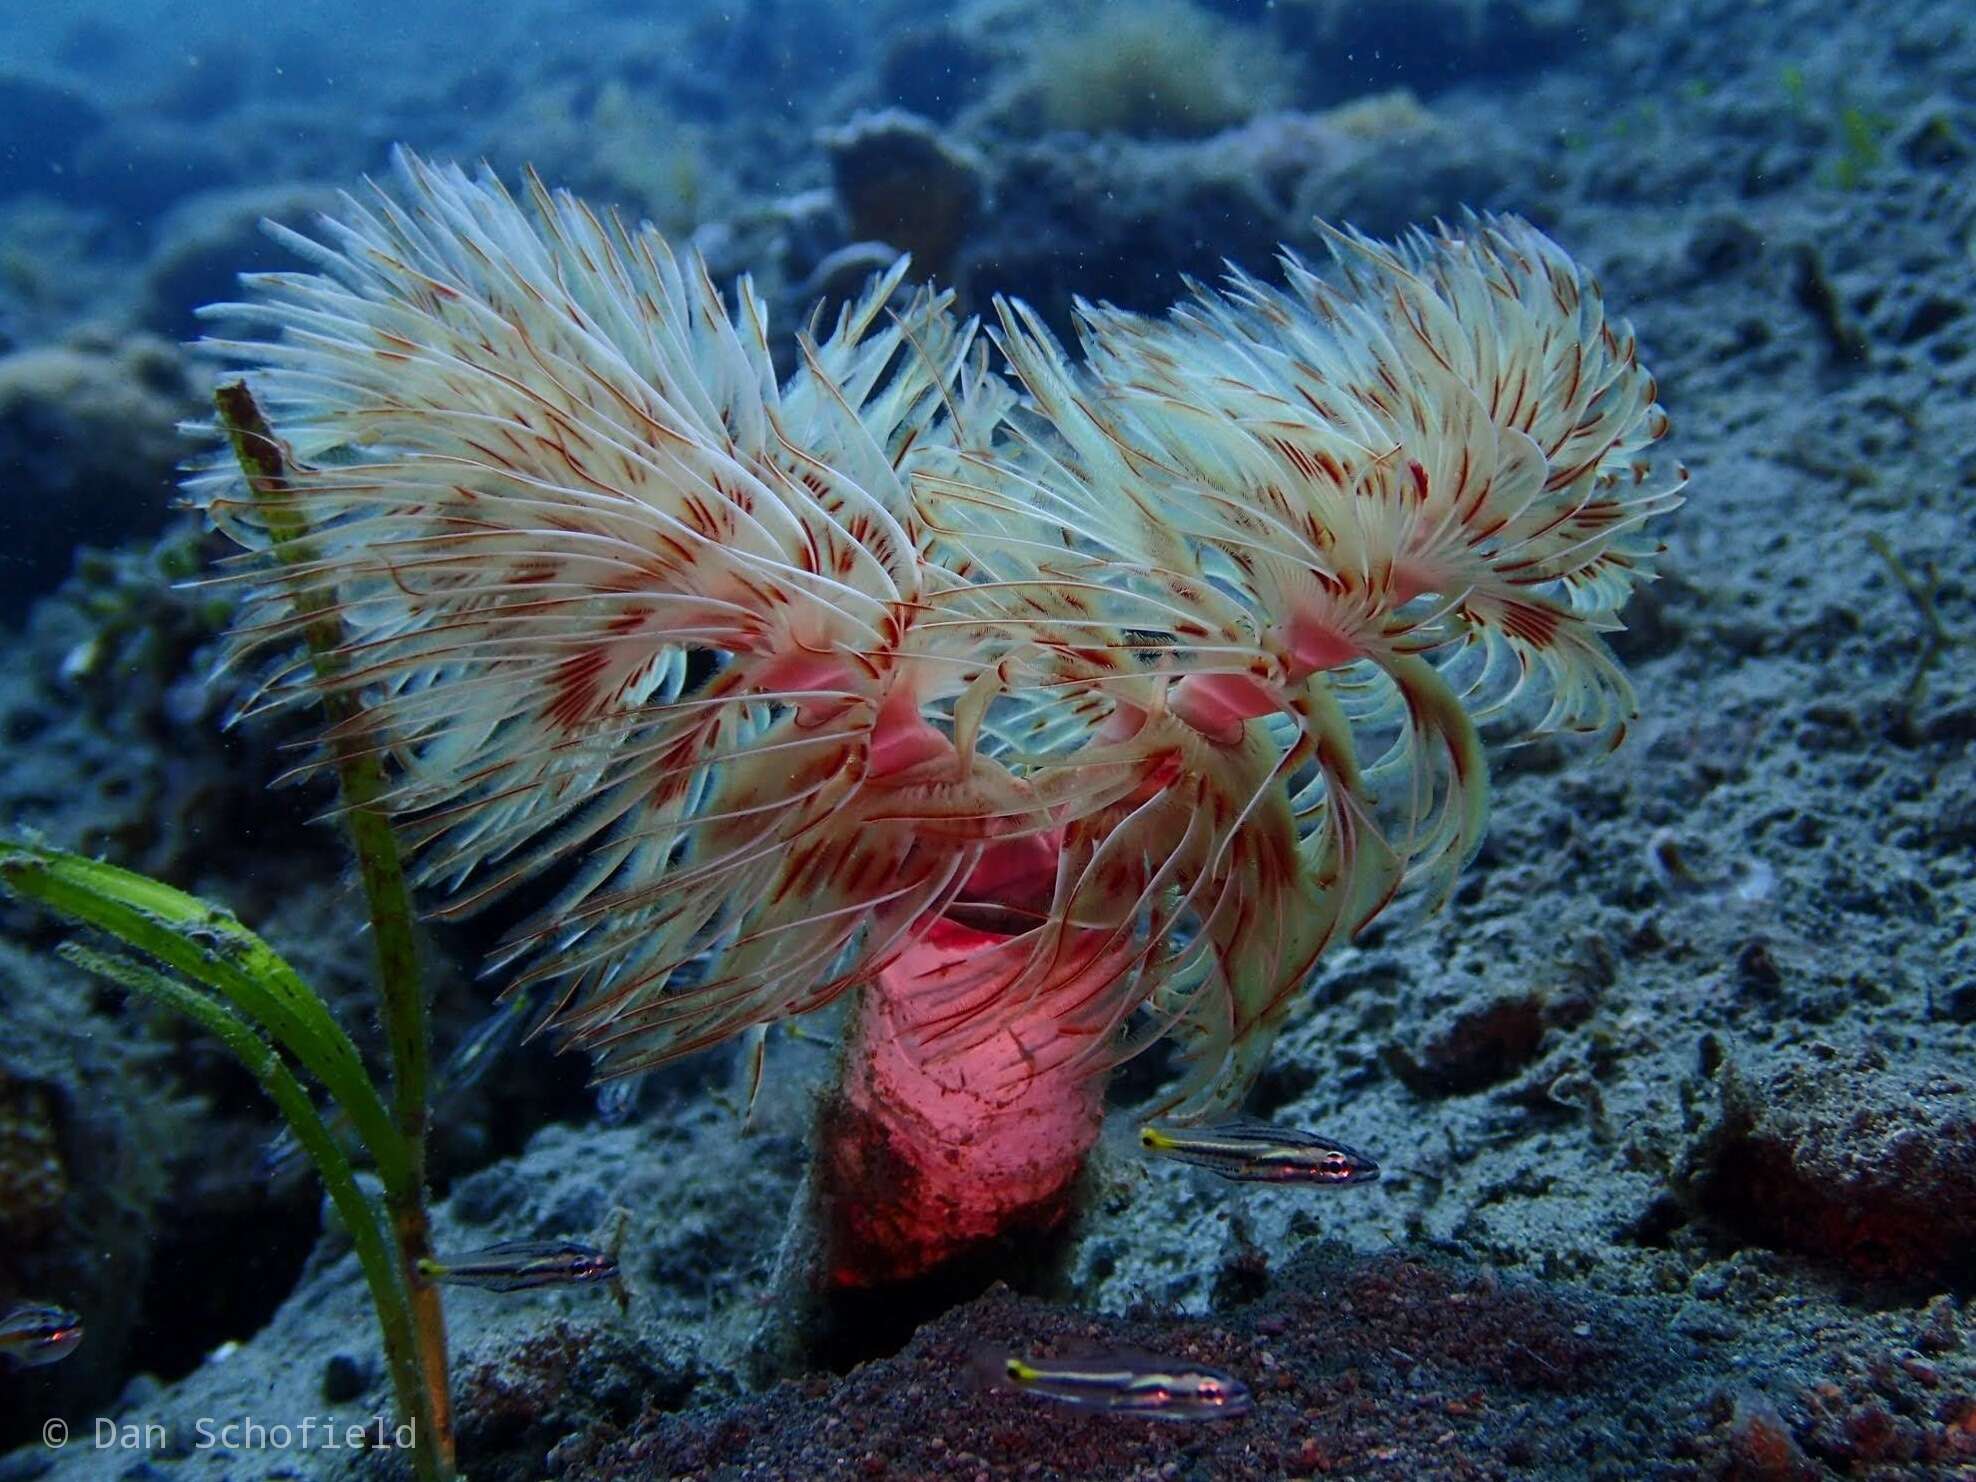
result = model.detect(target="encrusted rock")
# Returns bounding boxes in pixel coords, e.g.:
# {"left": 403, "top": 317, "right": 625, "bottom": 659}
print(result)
{"left": 0, "top": 332, "right": 194, "bottom": 618}
{"left": 137, "top": 183, "right": 344, "bottom": 341}
{"left": 823, "top": 110, "right": 983, "bottom": 282}
{"left": 1385, "top": 991, "right": 1549, "bottom": 1097}
{"left": 1725, "top": 1392, "right": 1820, "bottom": 1481}
{"left": 1687, "top": 1043, "right": 1976, "bottom": 1283}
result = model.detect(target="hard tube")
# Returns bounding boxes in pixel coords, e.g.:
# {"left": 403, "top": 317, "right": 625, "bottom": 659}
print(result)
{"left": 816, "top": 919, "right": 1112, "bottom": 1289}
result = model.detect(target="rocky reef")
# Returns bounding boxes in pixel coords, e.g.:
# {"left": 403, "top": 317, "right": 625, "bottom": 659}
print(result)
{"left": 0, "top": 0, "right": 1972, "bottom": 1476}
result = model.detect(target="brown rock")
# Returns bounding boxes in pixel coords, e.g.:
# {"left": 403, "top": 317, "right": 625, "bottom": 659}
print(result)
{"left": 1688, "top": 1043, "right": 1976, "bottom": 1284}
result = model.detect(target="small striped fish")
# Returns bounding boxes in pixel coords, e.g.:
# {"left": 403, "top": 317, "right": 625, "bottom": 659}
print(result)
{"left": 1139, "top": 1118, "right": 1379, "bottom": 1185}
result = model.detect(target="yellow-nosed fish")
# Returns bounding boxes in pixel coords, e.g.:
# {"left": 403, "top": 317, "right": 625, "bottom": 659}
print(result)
{"left": 418, "top": 1239, "right": 618, "bottom": 1293}
{"left": 988, "top": 1349, "right": 1253, "bottom": 1421}
{"left": 0, "top": 1303, "right": 83, "bottom": 1369}
{"left": 1140, "top": 1118, "right": 1379, "bottom": 1185}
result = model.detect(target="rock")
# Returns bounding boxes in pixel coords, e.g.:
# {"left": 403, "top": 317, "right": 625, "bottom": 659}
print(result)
{"left": 561, "top": 1248, "right": 1682, "bottom": 1480}
{"left": 1725, "top": 1393, "right": 1820, "bottom": 1481}
{"left": 1688, "top": 1043, "right": 1976, "bottom": 1284}
{"left": 1735, "top": 938, "right": 1785, "bottom": 995}
{"left": 320, "top": 1352, "right": 370, "bottom": 1405}
{"left": 53, "top": 16, "right": 134, "bottom": 75}
{"left": 823, "top": 111, "right": 984, "bottom": 283}
{"left": 113, "top": 1374, "right": 162, "bottom": 1415}
{"left": 137, "top": 183, "right": 344, "bottom": 342}
{"left": 1671, "top": 1301, "right": 1739, "bottom": 1342}
{"left": 1686, "top": 211, "right": 1766, "bottom": 277}
{"left": 960, "top": 128, "right": 1285, "bottom": 336}
{"left": 1020, "top": 0, "right": 1286, "bottom": 138}
{"left": 1894, "top": 100, "right": 1972, "bottom": 168}
{"left": 453, "top": 1320, "right": 696, "bottom": 1479}
{"left": 0, "top": 1074, "right": 66, "bottom": 1245}
{"left": 956, "top": 101, "right": 1521, "bottom": 339}
{"left": 1385, "top": 992, "right": 1549, "bottom": 1097}
{"left": 1267, "top": 0, "right": 1578, "bottom": 105}
{"left": 449, "top": 1164, "right": 528, "bottom": 1228}
{"left": 0, "top": 332, "right": 195, "bottom": 621}
{"left": 771, "top": 187, "right": 847, "bottom": 287}
{"left": 69, "top": 119, "right": 240, "bottom": 224}
{"left": 1915, "top": 1295, "right": 1961, "bottom": 1354}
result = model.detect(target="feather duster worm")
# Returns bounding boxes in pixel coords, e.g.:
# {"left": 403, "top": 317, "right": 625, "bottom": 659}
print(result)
{"left": 189, "top": 152, "right": 1049, "bottom": 1065}
{"left": 190, "top": 154, "right": 1683, "bottom": 1291}
{"left": 903, "top": 216, "right": 1689, "bottom": 1143}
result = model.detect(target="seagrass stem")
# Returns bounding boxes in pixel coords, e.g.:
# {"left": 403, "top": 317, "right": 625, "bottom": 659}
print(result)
{"left": 216, "top": 381, "right": 454, "bottom": 1480}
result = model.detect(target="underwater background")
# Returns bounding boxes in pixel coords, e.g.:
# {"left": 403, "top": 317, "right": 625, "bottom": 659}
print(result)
{"left": 1, "top": 0, "right": 1973, "bottom": 1477}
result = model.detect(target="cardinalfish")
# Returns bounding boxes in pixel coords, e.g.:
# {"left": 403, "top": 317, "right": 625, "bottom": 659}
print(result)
{"left": 1139, "top": 1119, "right": 1379, "bottom": 1186}
{"left": 986, "top": 1349, "right": 1253, "bottom": 1422}
{"left": 0, "top": 1303, "right": 83, "bottom": 1369}
{"left": 418, "top": 1239, "right": 619, "bottom": 1294}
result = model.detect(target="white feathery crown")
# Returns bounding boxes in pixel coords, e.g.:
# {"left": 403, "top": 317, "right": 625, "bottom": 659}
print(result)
{"left": 190, "top": 151, "right": 1684, "bottom": 1119}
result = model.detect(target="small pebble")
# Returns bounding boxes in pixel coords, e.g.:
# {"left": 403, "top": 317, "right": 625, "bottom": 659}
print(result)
{"left": 322, "top": 1351, "right": 371, "bottom": 1404}
{"left": 1917, "top": 1295, "right": 1961, "bottom": 1355}
{"left": 1727, "top": 1394, "right": 1814, "bottom": 1480}
{"left": 1899, "top": 1356, "right": 1939, "bottom": 1388}
{"left": 1688, "top": 1265, "right": 1732, "bottom": 1300}
{"left": 1672, "top": 1302, "right": 1738, "bottom": 1341}
{"left": 449, "top": 1165, "right": 525, "bottom": 1227}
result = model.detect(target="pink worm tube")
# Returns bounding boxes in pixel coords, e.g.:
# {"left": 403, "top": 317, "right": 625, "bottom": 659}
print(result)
{"left": 816, "top": 845, "right": 1113, "bottom": 1288}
